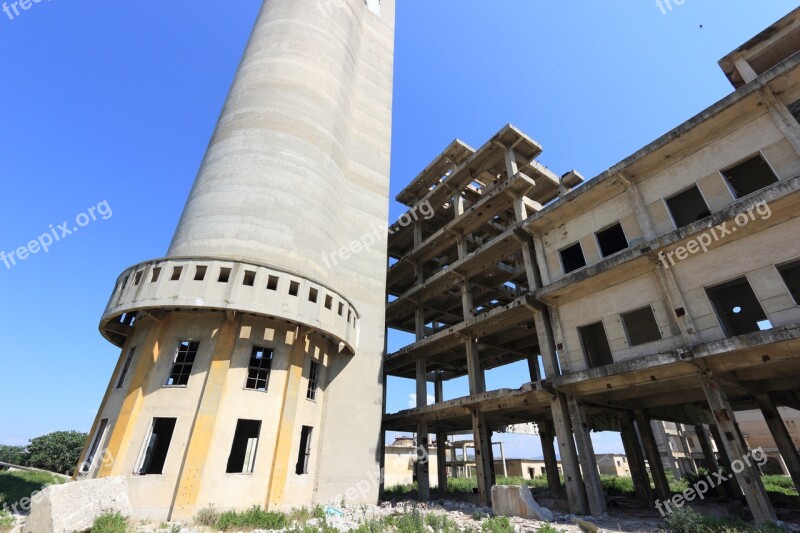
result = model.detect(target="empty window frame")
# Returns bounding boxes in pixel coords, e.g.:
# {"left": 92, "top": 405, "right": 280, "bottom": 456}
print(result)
{"left": 621, "top": 306, "right": 662, "bottom": 346}
{"left": 245, "top": 346, "right": 273, "bottom": 392}
{"left": 194, "top": 266, "right": 207, "bottom": 281}
{"left": 665, "top": 185, "right": 711, "bottom": 229}
{"left": 578, "top": 321, "right": 614, "bottom": 368}
{"left": 80, "top": 418, "right": 109, "bottom": 473}
{"left": 165, "top": 341, "right": 199, "bottom": 386}
{"left": 151, "top": 267, "right": 162, "bottom": 282}
{"left": 289, "top": 281, "right": 300, "bottom": 296}
{"left": 243, "top": 270, "right": 256, "bottom": 286}
{"left": 560, "top": 242, "right": 587, "bottom": 274}
{"left": 267, "top": 275, "right": 279, "bottom": 291}
{"left": 226, "top": 419, "right": 261, "bottom": 474}
{"left": 218, "top": 267, "right": 231, "bottom": 283}
{"left": 295, "top": 426, "right": 313, "bottom": 475}
{"left": 595, "top": 223, "right": 629, "bottom": 258}
{"left": 116, "top": 348, "right": 136, "bottom": 389}
{"left": 306, "top": 361, "right": 320, "bottom": 401}
{"left": 171, "top": 266, "right": 183, "bottom": 281}
{"left": 137, "top": 418, "right": 177, "bottom": 475}
{"left": 706, "top": 277, "right": 769, "bottom": 337}
{"left": 777, "top": 259, "right": 800, "bottom": 305}
{"left": 308, "top": 288, "right": 318, "bottom": 303}
{"left": 721, "top": 154, "right": 779, "bottom": 199}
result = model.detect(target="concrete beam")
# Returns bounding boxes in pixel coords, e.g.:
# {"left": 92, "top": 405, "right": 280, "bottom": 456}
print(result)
{"left": 701, "top": 372, "right": 776, "bottom": 524}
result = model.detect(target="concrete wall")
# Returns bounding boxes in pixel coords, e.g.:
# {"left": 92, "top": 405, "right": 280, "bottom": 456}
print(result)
{"left": 538, "top": 105, "right": 800, "bottom": 372}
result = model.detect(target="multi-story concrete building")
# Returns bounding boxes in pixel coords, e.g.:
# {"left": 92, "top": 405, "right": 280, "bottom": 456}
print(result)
{"left": 76, "top": 0, "right": 395, "bottom": 521}
{"left": 382, "top": 7, "right": 800, "bottom": 524}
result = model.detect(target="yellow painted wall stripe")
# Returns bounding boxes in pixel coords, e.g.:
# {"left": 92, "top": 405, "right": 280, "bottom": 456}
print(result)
{"left": 98, "top": 315, "right": 167, "bottom": 478}
{"left": 73, "top": 334, "right": 134, "bottom": 479}
{"left": 266, "top": 327, "right": 309, "bottom": 509}
{"left": 169, "top": 316, "right": 239, "bottom": 521}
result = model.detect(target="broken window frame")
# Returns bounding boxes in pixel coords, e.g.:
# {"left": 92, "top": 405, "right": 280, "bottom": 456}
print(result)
{"left": 559, "top": 242, "right": 587, "bottom": 275}
{"left": 244, "top": 346, "right": 273, "bottom": 392}
{"left": 165, "top": 341, "right": 200, "bottom": 387}
{"left": 577, "top": 320, "right": 615, "bottom": 369}
{"left": 620, "top": 305, "right": 662, "bottom": 347}
{"left": 80, "top": 418, "right": 109, "bottom": 474}
{"left": 594, "top": 222, "right": 629, "bottom": 258}
{"left": 116, "top": 348, "right": 136, "bottom": 389}
{"left": 295, "top": 426, "right": 313, "bottom": 475}
{"left": 135, "top": 417, "right": 177, "bottom": 475}
{"left": 705, "top": 275, "right": 770, "bottom": 337}
{"left": 775, "top": 258, "right": 800, "bottom": 305}
{"left": 719, "top": 151, "right": 780, "bottom": 200}
{"left": 664, "top": 184, "right": 712, "bottom": 230}
{"left": 226, "top": 419, "right": 262, "bottom": 475}
{"left": 306, "top": 360, "right": 320, "bottom": 401}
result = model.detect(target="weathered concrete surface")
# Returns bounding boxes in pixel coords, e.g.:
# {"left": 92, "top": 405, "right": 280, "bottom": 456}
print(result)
{"left": 23, "top": 477, "right": 131, "bottom": 533}
{"left": 491, "top": 485, "right": 554, "bottom": 522}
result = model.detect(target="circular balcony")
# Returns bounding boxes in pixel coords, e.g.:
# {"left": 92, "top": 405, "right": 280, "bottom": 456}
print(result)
{"left": 99, "top": 257, "right": 359, "bottom": 354}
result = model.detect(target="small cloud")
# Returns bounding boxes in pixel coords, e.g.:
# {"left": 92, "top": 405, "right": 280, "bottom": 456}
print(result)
{"left": 408, "top": 393, "right": 436, "bottom": 408}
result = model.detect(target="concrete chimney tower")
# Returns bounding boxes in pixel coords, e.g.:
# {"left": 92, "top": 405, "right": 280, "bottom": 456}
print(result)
{"left": 77, "top": 0, "right": 395, "bottom": 521}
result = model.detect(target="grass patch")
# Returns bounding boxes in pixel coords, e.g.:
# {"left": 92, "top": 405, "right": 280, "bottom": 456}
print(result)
{"left": 0, "top": 509, "right": 15, "bottom": 533}
{"left": 0, "top": 469, "right": 67, "bottom": 511}
{"left": 480, "top": 516, "right": 514, "bottom": 533}
{"left": 90, "top": 511, "right": 131, "bottom": 533}
{"left": 664, "top": 506, "right": 787, "bottom": 533}
{"left": 215, "top": 506, "right": 287, "bottom": 531}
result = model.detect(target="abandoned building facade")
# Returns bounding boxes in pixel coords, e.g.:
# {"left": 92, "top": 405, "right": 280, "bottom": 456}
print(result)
{"left": 382, "top": 8, "right": 800, "bottom": 525}
{"left": 75, "top": 0, "right": 395, "bottom": 521}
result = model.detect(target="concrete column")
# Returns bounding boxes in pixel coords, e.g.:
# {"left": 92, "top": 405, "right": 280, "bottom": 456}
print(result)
{"left": 756, "top": 393, "right": 800, "bottom": 492}
{"left": 531, "top": 234, "right": 551, "bottom": 286}
{"left": 709, "top": 424, "right": 742, "bottom": 498}
{"left": 733, "top": 54, "right": 758, "bottom": 84}
{"left": 551, "top": 394, "right": 589, "bottom": 514}
{"left": 701, "top": 373, "right": 776, "bottom": 524}
{"left": 540, "top": 420, "right": 563, "bottom": 497}
{"left": 621, "top": 414, "right": 654, "bottom": 505}
{"left": 653, "top": 265, "right": 699, "bottom": 346}
{"left": 634, "top": 410, "right": 672, "bottom": 504}
{"left": 695, "top": 424, "right": 729, "bottom": 498}
{"left": 567, "top": 395, "right": 606, "bottom": 516}
{"left": 434, "top": 376, "right": 448, "bottom": 496}
{"left": 416, "top": 422, "right": 431, "bottom": 501}
{"left": 415, "top": 358, "right": 430, "bottom": 500}
{"left": 498, "top": 442, "right": 508, "bottom": 478}
{"left": 471, "top": 409, "right": 495, "bottom": 507}
{"left": 619, "top": 174, "right": 657, "bottom": 241}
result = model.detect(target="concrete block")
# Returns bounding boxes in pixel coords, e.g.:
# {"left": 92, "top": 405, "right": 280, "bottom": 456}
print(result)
{"left": 491, "top": 484, "right": 554, "bottom": 522}
{"left": 23, "top": 477, "right": 131, "bottom": 533}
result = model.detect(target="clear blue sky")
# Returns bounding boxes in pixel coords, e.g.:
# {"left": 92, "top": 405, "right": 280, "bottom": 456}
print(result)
{"left": 0, "top": 1, "right": 796, "bottom": 460}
